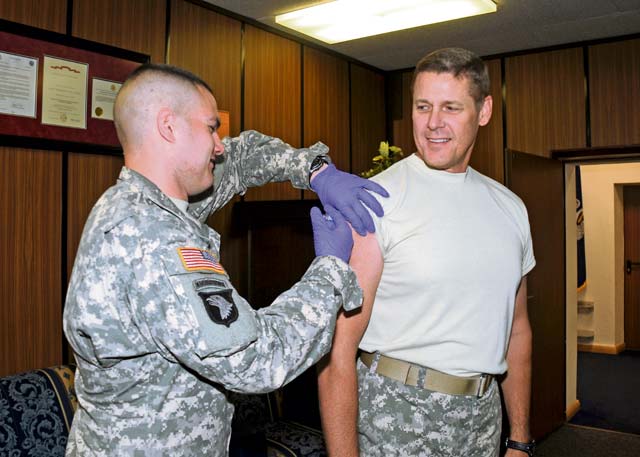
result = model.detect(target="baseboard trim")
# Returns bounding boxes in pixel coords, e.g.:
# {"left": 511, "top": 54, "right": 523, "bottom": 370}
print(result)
{"left": 566, "top": 399, "right": 581, "bottom": 421}
{"left": 577, "top": 342, "right": 626, "bottom": 354}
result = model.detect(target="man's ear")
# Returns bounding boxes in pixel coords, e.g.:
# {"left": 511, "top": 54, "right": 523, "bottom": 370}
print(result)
{"left": 157, "top": 107, "right": 177, "bottom": 143}
{"left": 478, "top": 95, "right": 493, "bottom": 127}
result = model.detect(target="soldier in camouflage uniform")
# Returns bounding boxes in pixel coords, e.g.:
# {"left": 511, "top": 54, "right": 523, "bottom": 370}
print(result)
{"left": 63, "top": 63, "right": 388, "bottom": 456}
{"left": 318, "top": 48, "right": 537, "bottom": 457}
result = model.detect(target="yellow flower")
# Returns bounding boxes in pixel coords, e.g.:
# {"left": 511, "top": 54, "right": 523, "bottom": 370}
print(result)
{"left": 378, "top": 141, "right": 390, "bottom": 158}
{"left": 360, "top": 140, "right": 404, "bottom": 178}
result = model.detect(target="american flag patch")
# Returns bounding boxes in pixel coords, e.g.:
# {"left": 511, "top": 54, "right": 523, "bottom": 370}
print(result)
{"left": 177, "top": 247, "right": 226, "bottom": 275}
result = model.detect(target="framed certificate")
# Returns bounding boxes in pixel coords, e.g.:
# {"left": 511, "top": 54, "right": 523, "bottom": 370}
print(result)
{"left": 91, "top": 78, "right": 122, "bottom": 121}
{"left": 42, "top": 56, "right": 89, "bottom": 129}
{"left": 0, "top": 51, "right": 38, "bottom": 118}
{"left": 0, "top": 18, "right": 148, "bottom": 154}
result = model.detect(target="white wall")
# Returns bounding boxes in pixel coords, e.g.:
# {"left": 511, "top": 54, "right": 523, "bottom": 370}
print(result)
{"left": 579, "top": 162, "right": 640, "bottom": 346}
{"left": 565, "top": 161, "right": 640, "bottom": 414}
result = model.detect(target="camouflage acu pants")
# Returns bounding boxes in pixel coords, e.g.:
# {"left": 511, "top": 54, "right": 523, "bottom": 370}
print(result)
{"left": 357, "top": 356, "right": 501, "bottom": 457}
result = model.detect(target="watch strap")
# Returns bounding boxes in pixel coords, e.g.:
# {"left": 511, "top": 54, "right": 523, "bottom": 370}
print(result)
{"left": 505, "top": 438, "right": 536, "bottom": 456}
{"left": 309, "top": 156, "right": 329, "bottom": 182}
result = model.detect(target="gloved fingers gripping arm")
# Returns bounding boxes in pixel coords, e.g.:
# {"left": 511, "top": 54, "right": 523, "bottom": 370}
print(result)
{"left": 357, "top": 185, "right": 386, "bottom": 217}
{"left": 310, "top": 205, "right": 354, "bottom": 264}
{"left": 310, "top": 164, "right": 389, "bottom": 236}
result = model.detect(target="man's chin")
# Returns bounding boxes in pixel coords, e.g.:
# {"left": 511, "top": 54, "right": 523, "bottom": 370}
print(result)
{"left": 189, "top": 181, "right": 215, "bottom": 201}
{"left": 417, "top": 152, "right": 447, "bottom": 170}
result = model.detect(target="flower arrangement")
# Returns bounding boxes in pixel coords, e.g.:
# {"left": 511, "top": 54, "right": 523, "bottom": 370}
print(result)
{"left": 360, "top": 141, "right": 403, "bottom": 178}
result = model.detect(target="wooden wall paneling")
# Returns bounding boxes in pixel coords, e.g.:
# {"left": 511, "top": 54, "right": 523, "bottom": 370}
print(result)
{"left": 66, "top": 153, "right": 123, "bottom": 279}
{"left": 242, "top": 202, "right": 317, "bottom": 309}
{"left": 350, "top": 64, "right": 386, "bottom": 177}
{"left": 238, "top": 200, "right": 319, "bottom": 422}
{"left": 243, "top": 25, "right": 302, "bottom": 201}
{"left": 391, "top": 71, "right": 416, "bottom": 157}
{"left": 72, "top": 0, "right": 166, "bottom": 63}
{"left": 589, "top": 38, "right": 640, "bottom": 147}
{"left": 168, "top": 0, "right": 242, "bottom": 137}
{"left": 204, "top": 197, "right": 247, "bottom": 296}
{"left": 0, "top": 0, "right": 67, "bottom": 33}
{"left": 168, "top": 1, "right": 246, "bottom": 293}
{"left": 505, "top": 48, "right": 586, "bottom": 157}
{"left": 471, "top": 58, "right": 504, "bottom": 183}
{"left": 302, "top": 46, "right": 350, "bottom": 199}
{"left": 0, "top": 147, "right": 62, "bottom": 377}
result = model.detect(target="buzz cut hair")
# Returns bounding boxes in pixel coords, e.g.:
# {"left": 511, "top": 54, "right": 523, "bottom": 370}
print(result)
{"left": 113, "top": 63, "right": 214, "bottom": 149}
{"left": 412, "top": 48, "right": 490, "bottom": 108}
{"left": 123, "top": 63, "right": 214, "bottom": 95}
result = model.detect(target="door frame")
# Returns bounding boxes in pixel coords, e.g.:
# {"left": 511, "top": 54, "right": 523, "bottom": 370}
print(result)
{"left": 553, "top": 148, "right": 640, "bottom": 427}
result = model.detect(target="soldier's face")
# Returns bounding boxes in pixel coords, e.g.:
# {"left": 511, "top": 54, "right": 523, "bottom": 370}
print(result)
{"left": 412, "top": 72, "right": 491, "bottom": 173}
{"left": 176, "top": 86, "right": 224, "bottom": 196}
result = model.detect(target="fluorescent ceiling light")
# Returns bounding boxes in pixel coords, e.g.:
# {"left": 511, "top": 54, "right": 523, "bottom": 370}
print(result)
{"left": 276, "top": 0, "right": 497, "bottom": 44}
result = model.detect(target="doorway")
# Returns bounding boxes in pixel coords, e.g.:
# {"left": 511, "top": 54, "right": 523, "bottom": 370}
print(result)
{"left": 565, "top": 162, "right": 640, "bottom": 435}
{"left": 624, "top": 185, "right": 640, "bottom": 351}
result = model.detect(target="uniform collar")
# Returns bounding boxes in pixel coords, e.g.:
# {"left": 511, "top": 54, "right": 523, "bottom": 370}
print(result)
{"left": 117, "top": 167, "right": 214, "bottom": 242}
{"left": 117, "top": 166, "right": 180, "bottom": 213}
{"left": 116, "top": 167, "right": 215, "bottom": 224}
{"left": 118, "top": 167, "right": 198, "bottom": 222}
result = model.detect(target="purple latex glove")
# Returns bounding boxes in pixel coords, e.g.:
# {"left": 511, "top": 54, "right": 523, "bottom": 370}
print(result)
{"left": 310, "top": 164, "right": 389, "bottom": 236}
{"left": 310, "top": 205, "right": 354, "bottom": 264}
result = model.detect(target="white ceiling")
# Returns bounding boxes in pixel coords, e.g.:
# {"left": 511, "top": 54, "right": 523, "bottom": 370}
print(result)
{"left": 203, "top": 0, "right": 640, "bottom": 71}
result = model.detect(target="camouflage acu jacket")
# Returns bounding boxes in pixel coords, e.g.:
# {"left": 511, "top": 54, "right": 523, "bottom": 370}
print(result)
{"left": 63, "top": 130, "right": 362, "bottom": 456}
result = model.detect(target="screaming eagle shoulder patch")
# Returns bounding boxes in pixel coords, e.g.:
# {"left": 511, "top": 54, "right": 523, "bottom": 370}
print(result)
{"left": 177, "top": 247, "right": 227, "bottom": 275}
{"left": 193, "top": 278, "right": 238, "bottom": 327}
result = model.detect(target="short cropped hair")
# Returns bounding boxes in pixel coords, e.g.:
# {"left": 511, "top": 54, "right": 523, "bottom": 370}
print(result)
{"left": 123, "top": 63, "right": 214, "bottom": 96}
{"left": 113, "top": 63, "right": 214, "bottom": 148}
{"left": 412, "top": 48, "right": 490, "bottom": 107}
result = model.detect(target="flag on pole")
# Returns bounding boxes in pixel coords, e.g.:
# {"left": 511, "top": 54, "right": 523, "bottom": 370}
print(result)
{"left": 576, "top": 166, "right": 587, "bottom": 291}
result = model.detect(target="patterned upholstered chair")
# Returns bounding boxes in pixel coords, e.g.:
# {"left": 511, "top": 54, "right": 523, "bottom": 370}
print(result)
{"left": 265, "top": 421, "right": 326, "bottom": 457}
{"left": 229, "top": 389, "right": 326, "bottom": 457}
{"left": 0, "top": 365, "right": 77, "bottom": 457}
{"left": 0, "top": 364, "right": 325, "bottom": 457}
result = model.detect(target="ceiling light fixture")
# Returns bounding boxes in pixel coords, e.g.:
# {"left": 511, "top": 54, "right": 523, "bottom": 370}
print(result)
{"left": 275, "top": 0, "right": 497, "bottom": 44}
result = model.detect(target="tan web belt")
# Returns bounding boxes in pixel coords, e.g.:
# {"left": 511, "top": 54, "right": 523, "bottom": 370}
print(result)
{"left": 359, "top": 351, "right": 493, "bottom": 398}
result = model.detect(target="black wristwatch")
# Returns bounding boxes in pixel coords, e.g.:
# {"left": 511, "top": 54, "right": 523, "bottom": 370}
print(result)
{"left": 505, "top": 438, "right": 536, "bottom": 456}
{"left": 309, "top": 156, "right": 329, "bottom": 183}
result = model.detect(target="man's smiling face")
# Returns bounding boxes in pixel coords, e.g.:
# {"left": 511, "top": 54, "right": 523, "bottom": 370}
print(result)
{"left": 412, "top": 71, "right": 492, "bottom": 173}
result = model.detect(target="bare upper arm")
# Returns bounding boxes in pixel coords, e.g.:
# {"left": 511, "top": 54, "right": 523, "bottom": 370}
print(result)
{"left": 511, "top": 276, "right": 531, "bottom": 338}
{"left": 330, "top": 231, "right": 384, "bottom": 358}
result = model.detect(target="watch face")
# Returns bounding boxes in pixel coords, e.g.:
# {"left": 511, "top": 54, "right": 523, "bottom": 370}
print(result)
{"left": 310, "top": 156, "right": 328, "bottom": 172}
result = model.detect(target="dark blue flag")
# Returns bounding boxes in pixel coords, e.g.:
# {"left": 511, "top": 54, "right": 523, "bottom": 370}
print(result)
{"left": 576, "top": 166, "right": 586, "bottom": 291}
